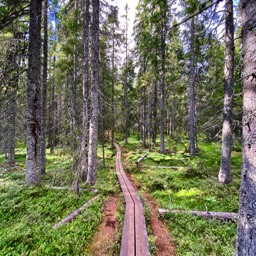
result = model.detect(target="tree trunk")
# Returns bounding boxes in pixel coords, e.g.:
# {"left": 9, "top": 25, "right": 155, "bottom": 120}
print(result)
{"left": 87, "top": 0, "right": 99, "bottom": 185}
{"left": 25, "top": 0, "right": 43, "bottom": 184}
{"left": 218, "top": 0, "right": 234, "bottom": 184}
{"left": 7, "top": 89, "right": 17, "bottom": 167}
{"left": 111, "top": 29, "right": 115, "bottom": 149}
{"left": 40, "top": 0, "right": 48, "bottom": 175}
{"left": 124, "top": 4, "right": 129, "bottom": 144}
{"left": 189, "top": 17, "right": 196, "bottom": 157}
{"left": 48, "top": 56, "right": 55, "bottom": 155}
{"left": 142, "top": 87, "right": 146, "bottom": 147}
{"left": 81, "top": 0, "right": 90, "bottom": 182}
{"left": 6, "top": 38, "right": 18, "bottom": 168}
{"left": 159, "top": 1, "right": 167, "bottom": 154}
{"left": 235, "top": 1, "right": 256, "bottom": 254}
{"left": 152, "top": 81, "right": 157, "bottom": 144}
{"left": 171, "top": 81, "right": 175, "bottom": 137}
{"left": 71, "top": 0, "right": 79, "bottom": 191}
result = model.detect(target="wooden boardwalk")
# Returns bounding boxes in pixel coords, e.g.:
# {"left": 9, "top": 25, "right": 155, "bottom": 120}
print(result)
{"left": 115, "top": 143, "right": 150, "bottom": 256}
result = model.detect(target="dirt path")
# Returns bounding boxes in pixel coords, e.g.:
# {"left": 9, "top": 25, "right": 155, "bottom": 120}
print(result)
{"left": 89, "top": 194, "right": 119, "bottom": 256}
{"left": 127, "top": 173, "right": 176, "bottom": 256}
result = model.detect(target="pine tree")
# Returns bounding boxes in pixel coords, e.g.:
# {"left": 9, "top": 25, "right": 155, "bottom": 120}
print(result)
{"left": 25, "top": 0, "right": 43, "bottom": 184}
{"left": 235, "top": 0, "right": 256, "bottom": 254}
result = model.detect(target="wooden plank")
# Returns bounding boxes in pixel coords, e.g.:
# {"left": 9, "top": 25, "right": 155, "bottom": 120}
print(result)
{"left": 115, "top": 142, "right": 151, "bottom": 256}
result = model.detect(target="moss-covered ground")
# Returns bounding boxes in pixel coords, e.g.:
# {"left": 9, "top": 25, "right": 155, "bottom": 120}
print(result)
{"left": 0, "top": 143, "right": 119, "bottom": 256}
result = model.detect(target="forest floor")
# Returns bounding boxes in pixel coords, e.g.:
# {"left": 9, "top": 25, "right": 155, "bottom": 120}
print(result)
{"left": 88, "top": 194, "right": 120, "bottom": 256}
{"left": 118, "top": 134, "right": 241, "bottom": 255}
{"left": 0, "top": 135, "right": 242, "bottom": 255}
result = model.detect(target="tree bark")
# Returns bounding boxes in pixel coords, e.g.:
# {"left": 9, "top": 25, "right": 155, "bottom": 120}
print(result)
{"left": 40, "top": 0, "right": 48, "bottom": 175}
{"left": 87, "top": 0, "right": 99, "bottom": 185}
{"left": 71, "top": 0, "right": 79, "bottom": 191}
{"left": 48, "top": 56, "right": 55, "bottom": 155}
{"left": 189, "top": 17, "right": 196, "bottom": 157}
{"left": 25, "top": 0, "right": 43, "bottom": 184}
{"left": 218, "top": 0, "right": 234, "bottom": 184}
{"left": 81, "top": 0, "right": 90, "bottom": 182}
{"left": 235, "top": 1, "right": 256, "bottom": 254}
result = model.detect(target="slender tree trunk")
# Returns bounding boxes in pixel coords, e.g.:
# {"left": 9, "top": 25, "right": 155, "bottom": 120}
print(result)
{"left": 81, "top": 0, "right": 90, "bottom": 182}
{"left": 152, "top": 81, "right": 157, "bottom": 144}
{"left": 142, "top": 87, "right": 146, "bottom": 147}
{"left": 40, "top": 0, "right": 48, "bottom": 175}
{"left": 111, "top": 34, "right": 115, "bottom": 148}
{"left": 7, "top": 89, "right": 17, "bottom": 167}
{"left": 87, "top": 0, "right": 99, "bottom": 185}
{"left": 124, "top": 4, "right": 129, "bottom": 144}
{"left": 189, "top": 17, "right": 196, "bottom": 157}
{"left": 159, "top": 3, "right": 167, "bottom": 154}
{"left": 218, "top": 0, "right": 234, "bottom": 184}
{"left": 235, "top": 1, "right": 256, "bottom": 254}
{"left": 25, "top": 0, "right": 43, "bottom": 184}
{"left": 71, "top": 0, "right": 79, "bottom": 192}
{"left": 171, "top": 81, "right": 175, "bottom": 137}
{"left": 6, "top": 38, "right": 18, "bottom": 168}
{"left": 101, "top": 71, "right": 106, "bottom": 168}
{"left": 48, "top": 56, "right": 55, "bottom": 154}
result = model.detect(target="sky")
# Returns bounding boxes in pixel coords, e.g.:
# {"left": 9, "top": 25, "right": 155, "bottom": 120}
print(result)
{"left": 115, "top": 0, "right": 139, "bottom": 42}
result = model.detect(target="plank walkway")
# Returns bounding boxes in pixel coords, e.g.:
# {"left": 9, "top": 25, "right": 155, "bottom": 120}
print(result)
{"left": 115, "top": 143, "right": 150, "bottom": 256}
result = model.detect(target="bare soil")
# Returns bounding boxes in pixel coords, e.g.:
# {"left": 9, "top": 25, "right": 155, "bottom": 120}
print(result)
{"left": 127, "top": 173, "right": 176, "bottom": 256}
{"left": 89, "top": 194, "right": 119, "bottom": 256}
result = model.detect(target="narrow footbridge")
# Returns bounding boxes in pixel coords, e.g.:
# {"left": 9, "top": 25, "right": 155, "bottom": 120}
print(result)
{"left": 115, "top": 143, "right": 150, "bottom": 256}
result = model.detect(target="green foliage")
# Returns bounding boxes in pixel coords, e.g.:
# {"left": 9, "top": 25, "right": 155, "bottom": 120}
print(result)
{"left": 0, "top": 142, "right": 118, "bottom": 255}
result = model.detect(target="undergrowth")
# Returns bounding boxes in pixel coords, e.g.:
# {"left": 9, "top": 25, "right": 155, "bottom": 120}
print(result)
{"left": 0, "top": 142, "right": 117, "bottom": 256}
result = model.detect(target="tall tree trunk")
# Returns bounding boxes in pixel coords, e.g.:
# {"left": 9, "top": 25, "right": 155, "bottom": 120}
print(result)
{"left": 40, "top": 0, "right": 48, "bottom": 175}
{"left": 159, "top": 2, "right": 167, "bottom": 154}
{"left": 111, "top": 32, "right": 115, "bottom": 148}
{"left": 218, "top": 0, "right": 234, "bottom": 184}
{"left": 235, "top": 0, "right": 256, "bottom": 254}
{"left": 71, "top": 0, "right": 79, "bottom": 191}
{"left": 189, "top": 17, "right": 196, "bottom": 157}
{"left": 171, "top": 81, "right": 175, "bottom": 137}
{"left": 48, "top": 56, "right": 55, "bottom": 155}
{"left": 6, "top": 37, "right": 18, "bottom": 168}
{"left": 87, "top": 0, "right": 99, "bottom": 185}
{"left": 25, "top": 0, "right": 43, "bottom": 184}
{"left": 81, "top": 0, "right": 90, "bottom": 182}
{"left": 152, "top": 81, "right": 157, "bottom": 144}
{"left": 142, "top": 87, "right": 146, "bottom": 147}
{"left": 124, "top": 3, "right": 129, "bottom": 144}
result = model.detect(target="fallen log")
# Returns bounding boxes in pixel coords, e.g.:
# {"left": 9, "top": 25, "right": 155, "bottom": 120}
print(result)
{"left": 158, "top": 208, "right": 238, "bottom": 222}
{"left": 136, "top": 154, "right": 147, "bottom": 165}
{"left": 53, "top": 195, "right": 100, "bottom": 229}
{"left": 144, "top": 166, "right": 187, "bottom": 169}
{"left": 46, "top": 186, "right": 69, "bottom": 190}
